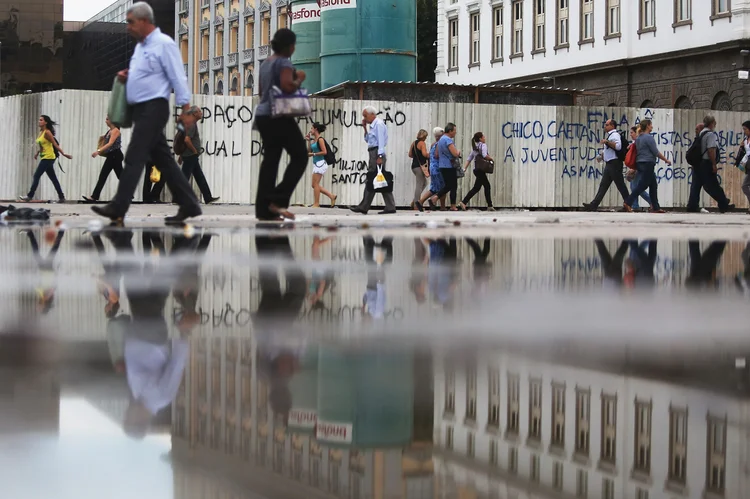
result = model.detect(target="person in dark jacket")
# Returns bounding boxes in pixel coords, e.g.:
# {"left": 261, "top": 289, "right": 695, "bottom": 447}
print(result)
{"left": 687, "top": 115, "right": 732, "bottom": 213}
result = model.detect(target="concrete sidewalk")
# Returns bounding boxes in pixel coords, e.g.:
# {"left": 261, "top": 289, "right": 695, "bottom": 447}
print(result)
{"left": 4, "top": 202, "right": 747, "bottom": 239}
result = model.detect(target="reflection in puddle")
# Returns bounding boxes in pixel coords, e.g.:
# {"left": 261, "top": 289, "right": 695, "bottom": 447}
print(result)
{"left": 0, "top": 226, "right": 749, "bottom": 499}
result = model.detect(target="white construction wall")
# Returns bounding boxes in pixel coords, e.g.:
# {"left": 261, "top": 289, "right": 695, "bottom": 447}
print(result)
{"left": 1, "top": 90, "right": 747, "bottom": 208}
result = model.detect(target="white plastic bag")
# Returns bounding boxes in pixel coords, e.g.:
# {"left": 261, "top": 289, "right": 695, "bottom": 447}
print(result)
{"left": 372, "top": 166, "right": 388, "bottom": 190}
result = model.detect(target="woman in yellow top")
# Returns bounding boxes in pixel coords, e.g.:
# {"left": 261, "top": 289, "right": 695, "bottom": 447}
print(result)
{"left": 20, "top": 115, "right": 72, "bottom": 202}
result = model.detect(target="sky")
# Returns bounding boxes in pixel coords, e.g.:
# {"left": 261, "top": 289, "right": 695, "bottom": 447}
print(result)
{"left": 64, "top": 0, "right": 117, "bottom": 22}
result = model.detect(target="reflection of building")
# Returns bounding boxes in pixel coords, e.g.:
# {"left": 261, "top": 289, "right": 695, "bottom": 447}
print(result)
{"left": 0, "top": 0, "right": 64, "bottom": 95}
{"left": 172, "top": 336, "right": 435, "bottom": 498}
{"left": 175, "top": 0, "right": 290, "bottom": 96}
{"left": 433, "top": 348, "right": 750, "bottom": 499}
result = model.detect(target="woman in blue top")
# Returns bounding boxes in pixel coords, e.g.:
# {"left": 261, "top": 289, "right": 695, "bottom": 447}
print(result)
{"left": 415, "top": 127, "right": 446, "bottom": 211}
{"left": 435, "top": 123, "right": 462, "bottom": 211}
{"left": 624, "top": 119, "right": 670, "bottom": 213}
{"left": 305, "top": 122, "right": 337, "bottom": 208}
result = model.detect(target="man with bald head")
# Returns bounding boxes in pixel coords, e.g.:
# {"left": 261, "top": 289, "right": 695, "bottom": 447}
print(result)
{"left": 350, "top": 106, "right": 397, "bottom": 215}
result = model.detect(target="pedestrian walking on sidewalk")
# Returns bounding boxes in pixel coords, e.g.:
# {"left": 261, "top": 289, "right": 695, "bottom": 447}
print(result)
{"left": 91, "top": 2, "right": 202, "bottom": 225}
{"left": 434, "top": 123, "right": 462, "bottom": 211}
{"left": 583, "top": 119, "right": 629, "bottom": 211}
{"left": 178, "top": 106, "right": 219, "bottom": 204}
{"left": 20, "top": 115, "right": 71, "bottom": 203}
{"left": 84, "top": 115, "right": 123, "bottom": 202}
{"left": 415, "top": 128, "right": 446, "bottom": 211}
{"left": 626, "top": 126, "right": 652, "bottom": 210}
{"left": 306, "top": 122, "right": 337, "bottom": 208}
{"left": 409, "top": 129, "right": 430, "bottom": 210}
{"left": 350, "top": 106, "right": 397, "bottom": 215}
{"left": 253, "top": 28, "right": 308, "bottom": 221}
{"left": 623, "top": 120, "right": 670, "bottom": 213}
{"left": 737, "top": 120, "right": 750, "bottom": 211}
{"left": 686, "top": 115, "right": 732, "bottom": 213}
{"left": 460, "top": 131, "right": 494, "bottom": 211}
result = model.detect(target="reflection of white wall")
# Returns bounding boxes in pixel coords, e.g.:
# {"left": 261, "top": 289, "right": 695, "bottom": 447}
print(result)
{"left": 433, "top": 348, "right": 750, "bottom": 499}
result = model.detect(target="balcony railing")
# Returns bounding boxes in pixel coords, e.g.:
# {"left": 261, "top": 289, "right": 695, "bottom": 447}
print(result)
{"left": 228, "top": 10, "right": 240, "bottom": 22}
{"left": 228, "top": 52, "right": 239, "bottom": 67}
{"left": 178, "top": 23, "right": 188, "bottom": 35}
{"left": 179, "top": 0, "right": 189, "bottom": 13}
{"left": 243, "top": 6, "right": 255, "bottom": 17}
{"left": 241, "top": 48, "right": 254, "bottom": 64}
{"left": 200, "top": 19, "right": 210, "bottom": 30}
{"left": 199, "top": 60, "right": 209, "bottom": 73}
{"left": 212, "top": 56, "right": 224, "bottom": 71}
{"left": 258, "top": 44, "right": 270, "bottom": 60}
{"left": 201, "top": 0, "right": 210, "bottom": 8}
{"left": 214, "top": 15, "right": 224, "bottom": 27}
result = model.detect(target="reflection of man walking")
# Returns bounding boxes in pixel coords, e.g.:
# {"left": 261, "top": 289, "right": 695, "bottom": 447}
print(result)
{"left": 350, "top": 107, "right": 396, "bottom": 215}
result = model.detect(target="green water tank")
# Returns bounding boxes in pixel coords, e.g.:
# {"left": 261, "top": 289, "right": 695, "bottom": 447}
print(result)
{"left": 290, "top": 0, "right": 322, "bottom": 93}
{"left": 319, "top": 0, "right": 417, "bottom": 90}
{"left": 315, "top": 347, "right": 414, "bottom": 448}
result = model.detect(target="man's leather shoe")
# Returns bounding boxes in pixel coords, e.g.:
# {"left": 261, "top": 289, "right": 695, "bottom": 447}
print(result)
{"left": 378, "top": 210, "right": 397, "bottom": 215}
{"left": 350, "top": 206, "right": 366, "bottom": 214}
{"left": 165, "top": 205, "right": 202, "bottom": 225}
{"left": 91, "top": 204, "right": 125, "bottom": 222}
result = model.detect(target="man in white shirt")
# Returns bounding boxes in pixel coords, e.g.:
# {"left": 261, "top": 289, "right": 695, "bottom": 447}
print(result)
{"left": 583, "top": 119, "right": 630, "bottom": 211}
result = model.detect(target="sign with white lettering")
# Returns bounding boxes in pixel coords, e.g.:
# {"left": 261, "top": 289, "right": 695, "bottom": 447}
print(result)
{"left": 288, "top": 409, "right": 317, "bottom": 428}
{"left": 291, "top": 1, "right": 321, "bottom": 23}
{"left": 320, "top": 0, "right": 357, "bottom": 11}
{"left": 315, "top": 420, "right": 354, "bottom": 443}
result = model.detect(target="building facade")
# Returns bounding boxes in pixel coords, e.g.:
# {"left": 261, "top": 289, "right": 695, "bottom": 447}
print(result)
{"left": 435, "top": 0, "right": 750, "bottom": 110}
{"left": 175, "top": 0, "right": 291, "bottom": 97}
{"left": 0, "top": 0, "right": 64, "bottom": 95}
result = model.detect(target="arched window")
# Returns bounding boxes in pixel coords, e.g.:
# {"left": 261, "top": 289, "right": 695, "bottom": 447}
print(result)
{"left": 607, "top": 102, "right": 618, "bottom": 108}
{"left": 711, "top": 91, "right": 732, "bottom": 111}
{"left": 202, "top": 83, "right": 209, "bottom": 95}
{"left": 216, "top": 80, "right": 224, "bottom": 95}
{"left": 640, "top": 99, "right": 654, "bottom": 108}
{"left": 674, "top": 96, "right": 692, "bottom": 109}
{"left": 231, "top": 77, "right": 238, "bottom": 93}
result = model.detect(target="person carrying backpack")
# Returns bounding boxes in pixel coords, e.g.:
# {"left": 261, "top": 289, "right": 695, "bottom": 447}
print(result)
{"left": 583, "top": 119, "right": 630, "bottom": 211}
{"left": 306, "top": 122, "right": 337, "bottom": 208}
{"left": 686, "top": 115, "right": 733, "bottom": 213}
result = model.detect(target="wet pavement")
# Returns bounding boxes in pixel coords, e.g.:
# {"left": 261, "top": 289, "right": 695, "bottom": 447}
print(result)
{"left": 1, "top": 217, "right": 750, "bottom": 499}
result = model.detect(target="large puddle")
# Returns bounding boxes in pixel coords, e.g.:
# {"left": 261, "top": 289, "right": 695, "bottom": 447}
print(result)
{"left": 1, "top": 225, "right": 748, "bottom": 499}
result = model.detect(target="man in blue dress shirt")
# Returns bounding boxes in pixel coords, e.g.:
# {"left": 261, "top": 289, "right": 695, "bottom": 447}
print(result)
{"left": 92, "top": 2, "right": 202, "bottom": 225}
{"left": 350, "top": 106, "right": 396, "bottom": 215}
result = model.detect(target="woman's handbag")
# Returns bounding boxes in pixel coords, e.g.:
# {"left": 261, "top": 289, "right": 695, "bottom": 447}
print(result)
{"left": 108, "top": 78, "right": 132, "bottom": 128}
{"left": 97, "top": 135, "right": 108, "bottom": 157}
{"left": 735, "top": 144, "right": 747, "bottom": 173}
{"left": 452, "top": 155, "right": 465, "bottom": 178}
{"left": 624, "top": 143, "right": 637, "bottom": 169}
{"left": 271, "top": 85, "right": 312, "bottom": 118}
{"left": 412, "top": 142, "right": 430, "bottom": 178}
{"left": 474, "top": 146, "right": 495, "bottom": 174}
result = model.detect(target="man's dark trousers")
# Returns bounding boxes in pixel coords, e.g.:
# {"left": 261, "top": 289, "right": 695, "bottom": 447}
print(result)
{"left": 111, "top": 98, "right": 199, "bottom": 214}
{"left": 590, "top": 159, "right": 629, "bottom": 207}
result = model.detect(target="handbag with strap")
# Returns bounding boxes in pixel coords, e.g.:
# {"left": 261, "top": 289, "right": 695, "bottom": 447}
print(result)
{"left": 473, "top": 145, "right": 495, "bottom": 174}
{"left": 624, "top": 142, "right": 637, "bottom": 169}
{"left": 452, "top": 155, "right": 465, "bottom": 178}
{"left": 412, "top": 142, "right": 430, "bottom": 178}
